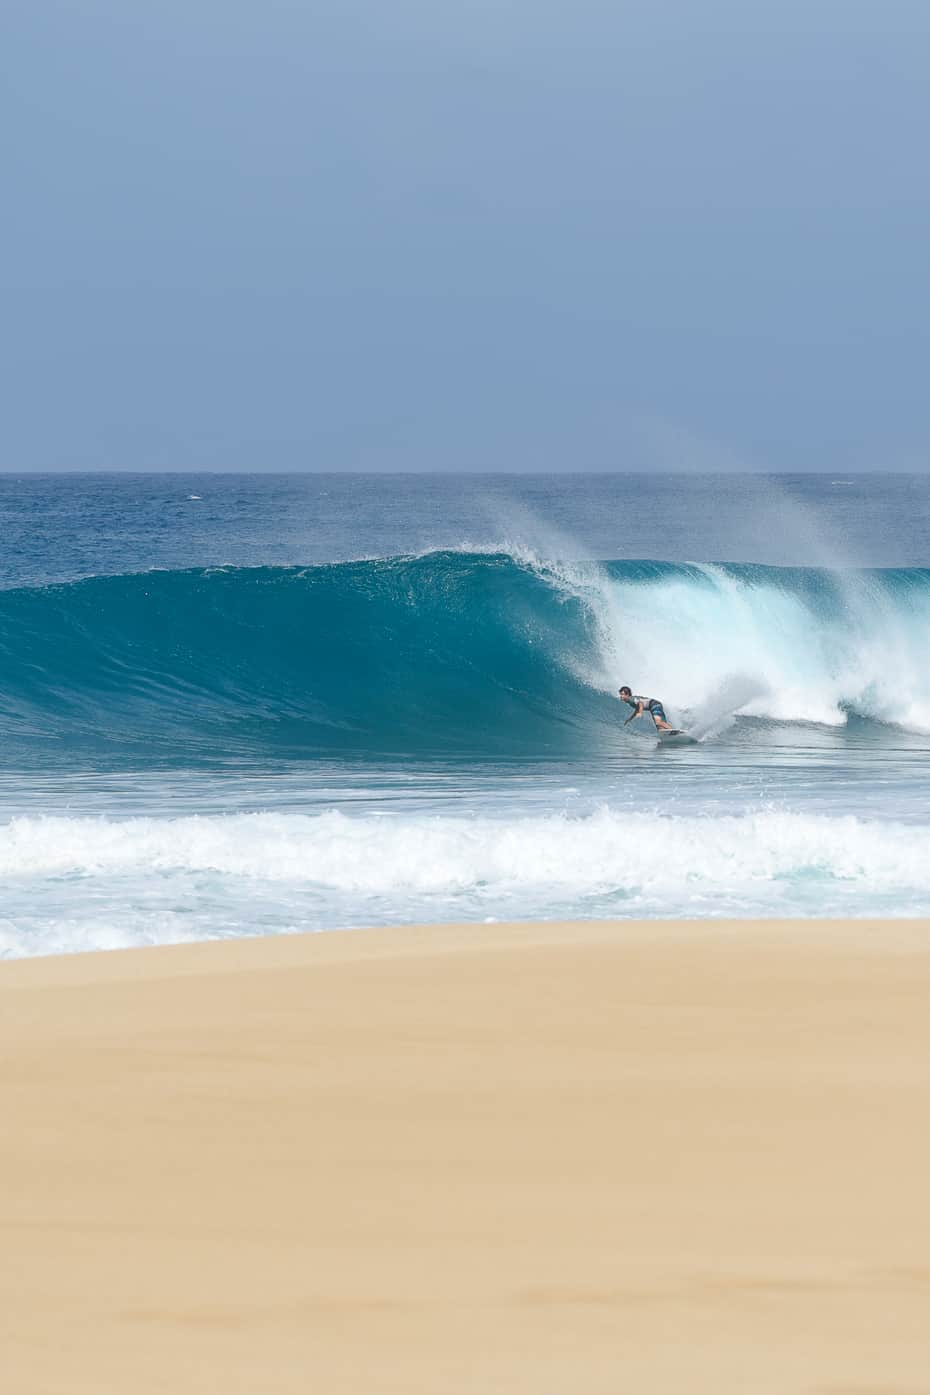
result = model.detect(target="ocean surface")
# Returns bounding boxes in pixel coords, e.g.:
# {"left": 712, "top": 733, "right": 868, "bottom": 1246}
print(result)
{"left": 3, "top": 471, "right": 930, "bottom": 957}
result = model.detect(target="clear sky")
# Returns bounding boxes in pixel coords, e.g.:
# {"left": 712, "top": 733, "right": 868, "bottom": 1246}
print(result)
{"left": 5, "top": 0, "right": 930, "bottom": 471}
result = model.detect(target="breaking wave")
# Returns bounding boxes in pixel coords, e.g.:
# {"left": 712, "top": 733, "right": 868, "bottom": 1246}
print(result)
{"left": 1, "top": 552, "right": 930, "bottom": 763}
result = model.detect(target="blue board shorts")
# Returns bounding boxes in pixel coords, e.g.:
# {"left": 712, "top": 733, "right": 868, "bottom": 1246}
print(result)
{"left": 647, "top": 701, "right": 667, "bottom": 722}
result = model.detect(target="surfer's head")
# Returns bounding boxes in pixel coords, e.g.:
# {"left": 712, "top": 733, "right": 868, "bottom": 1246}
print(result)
{"left": 618, "top": 686, "right": 632, "bottom": 699}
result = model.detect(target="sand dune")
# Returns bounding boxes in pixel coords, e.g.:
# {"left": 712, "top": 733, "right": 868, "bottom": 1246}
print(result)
{"left": 4, "top": 918, "right": 930, "bottom": 1394}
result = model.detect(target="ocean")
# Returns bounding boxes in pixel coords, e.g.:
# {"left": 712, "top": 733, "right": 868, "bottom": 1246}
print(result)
{"left": 2, "top": 471, "right": 930, "bottom": 957}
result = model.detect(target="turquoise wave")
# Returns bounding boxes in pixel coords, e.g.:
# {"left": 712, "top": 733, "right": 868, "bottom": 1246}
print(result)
{"left": 1, "top": 553, "right": 929, "bottom": 763}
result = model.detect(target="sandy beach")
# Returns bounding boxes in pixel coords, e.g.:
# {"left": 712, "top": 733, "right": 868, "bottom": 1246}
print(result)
{"left": 4, "top": 917, "right": 930, "bottom": 1394}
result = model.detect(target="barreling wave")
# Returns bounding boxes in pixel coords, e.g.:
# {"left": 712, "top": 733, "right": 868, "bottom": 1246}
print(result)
{"left": 1, "top": 551, "right": 930, "bottom": 763}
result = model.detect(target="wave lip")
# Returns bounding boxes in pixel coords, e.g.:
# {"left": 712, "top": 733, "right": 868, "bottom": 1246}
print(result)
{"left": 1, "top": 553, "right": 930, "bottom": 763}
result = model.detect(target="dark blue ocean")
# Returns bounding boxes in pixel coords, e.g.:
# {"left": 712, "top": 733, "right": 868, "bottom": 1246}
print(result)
{"left": 3, "top": 472, "right": 930, "bottom": 956}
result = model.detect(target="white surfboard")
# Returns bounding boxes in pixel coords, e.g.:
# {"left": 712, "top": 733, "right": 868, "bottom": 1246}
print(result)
{"left": 657, "top": 729, "right": 698, "bottom": 746}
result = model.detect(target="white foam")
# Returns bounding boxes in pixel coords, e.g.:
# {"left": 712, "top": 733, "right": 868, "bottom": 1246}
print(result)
{"left": 3, "top": 807, "right": 930, "bottom": 958}
{"left": 396, "top": 540, "right": 930, "bottom": 733}
{"left": 508, "top": 552, "right": 930, "bottom": 734}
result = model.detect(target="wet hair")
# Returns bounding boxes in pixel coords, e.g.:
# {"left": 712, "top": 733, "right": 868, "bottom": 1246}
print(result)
{"left": 619, "top": 686, "right": 632, "bottom": 696}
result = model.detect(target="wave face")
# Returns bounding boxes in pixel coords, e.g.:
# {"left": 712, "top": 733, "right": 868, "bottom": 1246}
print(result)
{"left": 2, "top": 553, "right": 930, "bottom": 762}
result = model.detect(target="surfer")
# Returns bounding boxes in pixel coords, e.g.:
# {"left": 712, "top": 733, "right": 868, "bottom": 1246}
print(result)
{"left": 618, "top": 686, "right": 674, "bottom": 732}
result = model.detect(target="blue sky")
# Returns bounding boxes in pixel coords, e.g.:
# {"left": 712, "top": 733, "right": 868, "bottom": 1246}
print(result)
{"left": 5, "top": 0, "right": 930, "bottom": 470}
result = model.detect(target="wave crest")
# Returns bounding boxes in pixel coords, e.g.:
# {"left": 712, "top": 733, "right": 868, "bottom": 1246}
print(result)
{"left": 1, "top": 553, "right": 929, "bottom": 761}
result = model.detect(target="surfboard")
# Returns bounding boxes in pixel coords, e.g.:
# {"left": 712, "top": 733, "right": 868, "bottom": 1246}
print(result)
{"left": 657, "top": 729, "right": 698, "bottom": 746}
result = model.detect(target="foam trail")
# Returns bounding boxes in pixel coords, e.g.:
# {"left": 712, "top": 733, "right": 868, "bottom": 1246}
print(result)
{"left": 684, "top": 675, "right": 771, "bottom": 741}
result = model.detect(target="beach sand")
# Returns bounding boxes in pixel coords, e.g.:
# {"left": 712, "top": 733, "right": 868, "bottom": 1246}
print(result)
{"left": 4, "top": 917, "right": 930, "bottom": 1394}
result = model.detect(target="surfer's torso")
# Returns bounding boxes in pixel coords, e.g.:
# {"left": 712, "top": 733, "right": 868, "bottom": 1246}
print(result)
{"left": 623, "top": 694, "right": 668, "bottom": 722}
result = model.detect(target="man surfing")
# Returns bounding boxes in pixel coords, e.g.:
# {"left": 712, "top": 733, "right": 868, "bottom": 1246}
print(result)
{"left": 618, "top": 686, "right": 675, "bottom": 733}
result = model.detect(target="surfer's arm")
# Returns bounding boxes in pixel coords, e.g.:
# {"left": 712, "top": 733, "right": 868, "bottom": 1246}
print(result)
{"left": 623, "top": 702, "right": 644, "bottom": 725}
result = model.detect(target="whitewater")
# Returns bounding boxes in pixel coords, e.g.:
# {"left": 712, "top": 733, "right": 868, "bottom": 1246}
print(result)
{"left": 2, "top": 472, "right": 930, "bottom": 956}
